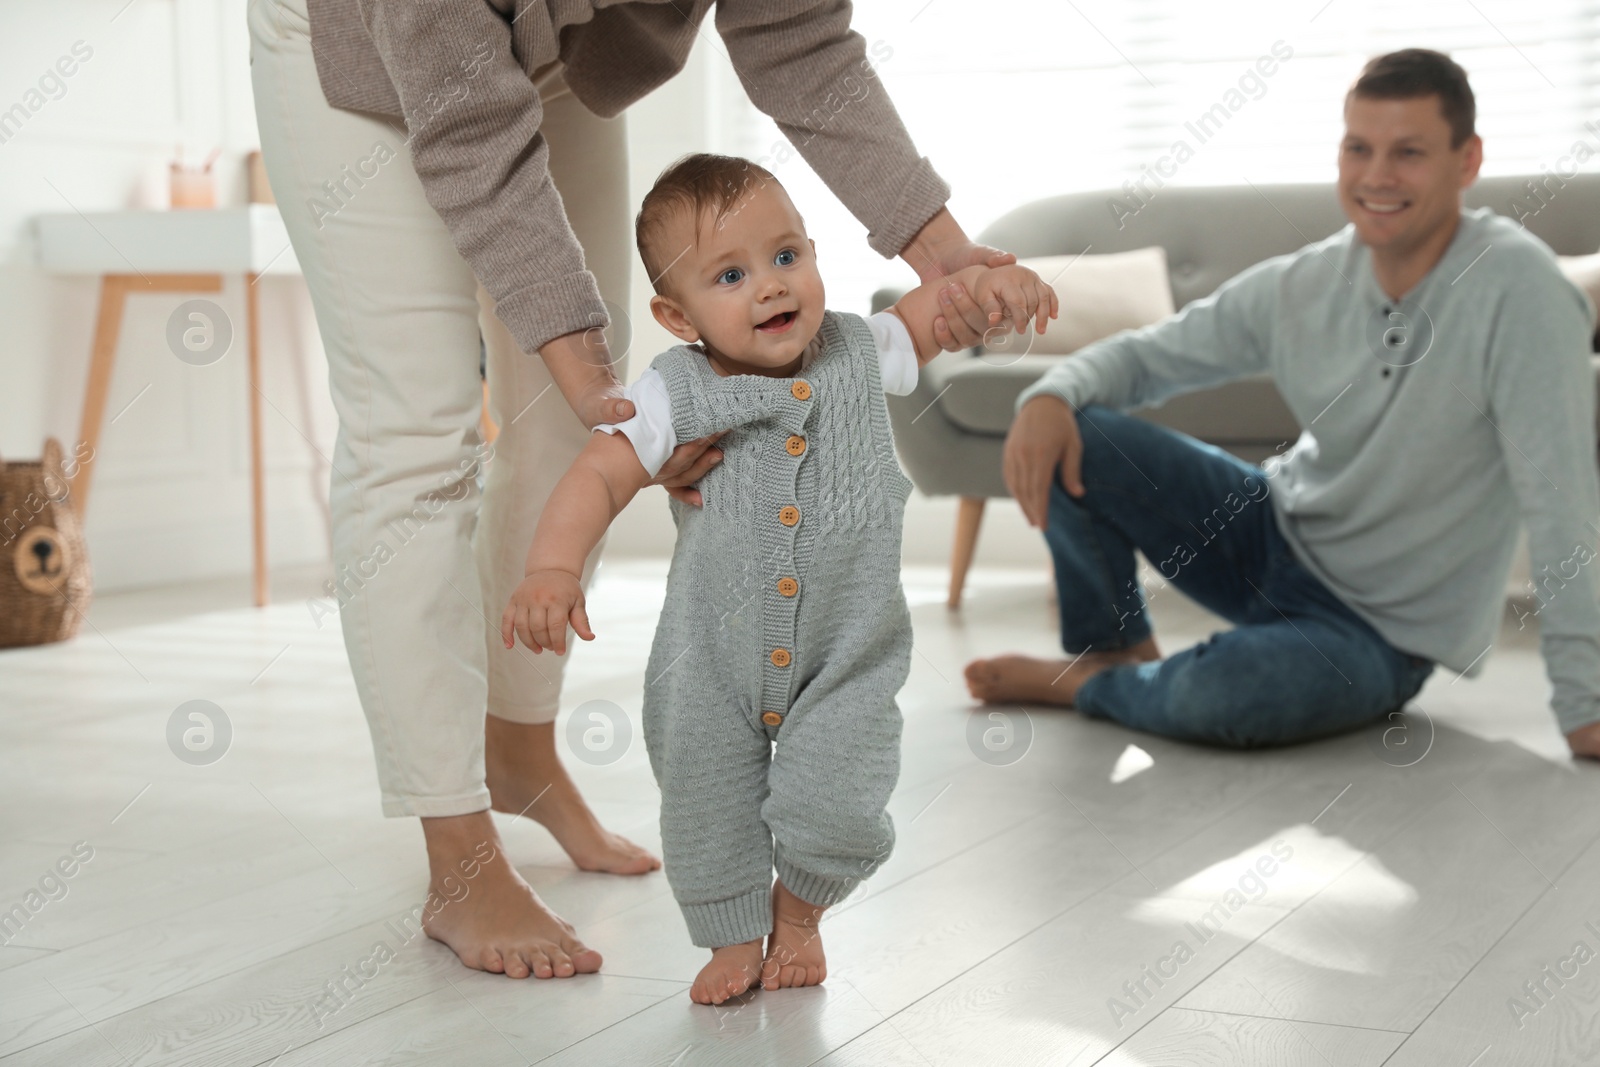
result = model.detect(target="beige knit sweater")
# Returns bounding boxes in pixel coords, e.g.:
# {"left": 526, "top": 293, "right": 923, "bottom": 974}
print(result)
{"left": 306, "top": 0, "right": 951, "bottom": 354}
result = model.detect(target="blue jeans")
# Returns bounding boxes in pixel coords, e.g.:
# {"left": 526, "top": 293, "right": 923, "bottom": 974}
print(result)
{"left": 1050, "top": 404, "right": 1434, "bottom": 748}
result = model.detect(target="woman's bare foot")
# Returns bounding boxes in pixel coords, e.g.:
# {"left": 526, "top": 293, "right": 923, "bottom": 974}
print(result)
{"left": 1567, "top": 721, "right": 1600, "bottom": 759}
{"left": 419, "top": 810, "right": 602, "bottom": 979}
{"left": 485, "top": 716, "right": 660, "bottom": 875}
{"left": 691, "top": 939, "right": 764, "bottom": 1005}
{"left": 963, "top": 637, "right": 1161, "bottom": 707}
{"left": 761, "top": 880, "right": 827, "bottom": 991}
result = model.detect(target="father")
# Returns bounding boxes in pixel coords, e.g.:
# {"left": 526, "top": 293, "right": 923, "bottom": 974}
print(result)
{"left": 964, "top": 49, "right": 1600, "bottom": 758}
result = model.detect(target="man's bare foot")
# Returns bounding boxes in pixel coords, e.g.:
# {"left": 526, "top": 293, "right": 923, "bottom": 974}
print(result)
{"left": 691, "top": 939, "right": 764, "bottom": 1005}
{"left": 419, "top": 810, "right": 602, "bottom": 979}
{"left": 963, "top": 637, "right": 1161, "bottom": 707}
{"left": 1567, "top": 721, "right": 1600, "bottom": 759}
{"left": 485, "top": 716, "right": 660, "bottom": 875}
{"left": 761, "top": 880, "right": 827, "bottom": 991}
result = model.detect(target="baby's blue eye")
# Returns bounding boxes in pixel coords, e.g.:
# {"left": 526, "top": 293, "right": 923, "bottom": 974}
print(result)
{"left": 718, "top": 268, "right": 743, "bottom": 285}
{"left": 775, "top": 249, "right": 796, "bottom": 266}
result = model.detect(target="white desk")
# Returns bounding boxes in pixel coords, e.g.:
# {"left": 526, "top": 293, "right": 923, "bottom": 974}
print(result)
{"left": 35, "top": 206, "right": 303, "bottom": 607}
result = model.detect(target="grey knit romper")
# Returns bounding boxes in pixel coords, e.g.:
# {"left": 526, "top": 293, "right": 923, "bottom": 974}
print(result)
{"left": 640, "top": 309, "right": 914, "bottom": 949}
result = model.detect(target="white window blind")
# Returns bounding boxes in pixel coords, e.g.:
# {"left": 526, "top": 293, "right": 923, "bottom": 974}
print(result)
{"left": 707, "top": 0, "right": 1600, "bottom": 309}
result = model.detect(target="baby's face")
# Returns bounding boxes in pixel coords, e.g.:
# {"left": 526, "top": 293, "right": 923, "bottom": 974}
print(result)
{"left": 649, "top": 181, "right": 826, "bottom": 377}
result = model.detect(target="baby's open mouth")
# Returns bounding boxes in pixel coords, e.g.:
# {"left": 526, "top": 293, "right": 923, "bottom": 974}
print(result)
{"left": 756, "top": 310, "right": 797, "bottom": 333}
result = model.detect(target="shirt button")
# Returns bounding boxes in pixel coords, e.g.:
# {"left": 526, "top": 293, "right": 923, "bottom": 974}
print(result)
{"left": 761, "top": 711, "right": 784, "bottom": 727}
{"left": 777, "top": 577, "right": 798, "bottom": 597}
{"left": 785, "top": 435, "right": 806, "bottom": 456}
{"left": 770, "top": 648, "right": 791, "bottom": 667}
{"left": 779, "top": 505, "right": 800, "bottom": 527}
{"left": 791, "top": 380, "right": 812, "bottom": 401}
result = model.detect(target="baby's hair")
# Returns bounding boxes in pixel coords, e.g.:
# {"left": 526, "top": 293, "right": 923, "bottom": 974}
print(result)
{"left": 636, "top": 153, "right": 779, "bottom": 295}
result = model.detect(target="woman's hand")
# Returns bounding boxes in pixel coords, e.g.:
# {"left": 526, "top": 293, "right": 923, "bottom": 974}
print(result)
{"left": 538, "top": 327, "right": 637, "bottom": 428}
{"left": 651, "top": 432, "right": 726, "bottom": 507}
{"left": 898, "top": 206, "right": 1019, "bottom": 352}
{"left": 539, "top": 322, "right": 725, "bottom": 506}
{"left": 1004, "top": 395, "right": 1084, "bottom": 529}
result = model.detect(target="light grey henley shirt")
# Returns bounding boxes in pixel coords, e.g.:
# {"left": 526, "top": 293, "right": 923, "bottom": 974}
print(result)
{"left": 1017, "top": 207, "right": 1600, "bottom": 735}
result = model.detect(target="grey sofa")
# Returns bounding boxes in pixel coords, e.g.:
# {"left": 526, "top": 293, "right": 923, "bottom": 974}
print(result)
{"left": 874, "top": 174, "right": 1600, "bottom": 606}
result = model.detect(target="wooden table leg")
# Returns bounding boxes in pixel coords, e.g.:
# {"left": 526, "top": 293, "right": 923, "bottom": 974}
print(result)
{"left": 70, "top": 275, "right": 131, "bottom": 515}
{"left": 949, "top": 495, "right": 986, "bottom": 609}
{"left": 246, "top": 273, "right": 268, "bottom": 607}
{"left": 72, "top": 274, "right": 227, "bottom": 518}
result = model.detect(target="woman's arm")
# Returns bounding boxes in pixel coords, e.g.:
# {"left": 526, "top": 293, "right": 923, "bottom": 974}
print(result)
{"left": 715, "top": 2, "right": 1017, "bottom": 352}
{"left": 897, "top": 206, "right": 1015, "bottom": 283}
{"left": 356, "top": 4, "right": 656, "bottom": 432}
{"left": 351, "top": 5, "right": 728, "bottom": 488}
{"left": 717, "top": 1, "right": 946, "bottom": 261}
{"left": 358, "top": 3, "right": 607, "bottom": 363}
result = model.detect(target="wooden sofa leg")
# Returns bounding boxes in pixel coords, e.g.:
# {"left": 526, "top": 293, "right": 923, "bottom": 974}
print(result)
{"left": 948, "top": 496, "right": 986, "bottom": 609}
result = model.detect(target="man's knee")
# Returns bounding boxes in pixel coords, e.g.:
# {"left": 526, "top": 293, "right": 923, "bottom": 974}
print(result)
{"left": 1072, "top": 402, "right": 1123, "bottom": 442}
{"left": 1069, "top": 403, "right": 1147, "bottom": 483}
{"left": 1158, "top": 664, "right": 1274, "bottom": 747}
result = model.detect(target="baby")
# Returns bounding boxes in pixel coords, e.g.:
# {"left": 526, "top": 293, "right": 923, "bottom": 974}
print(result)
{"left": 502, "top": 153, "right": 1055, "bottom": 1005}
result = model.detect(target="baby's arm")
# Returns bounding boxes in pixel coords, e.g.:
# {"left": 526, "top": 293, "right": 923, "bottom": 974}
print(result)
{"left": 500, "top": 430, "right": 652, "bottom": 655}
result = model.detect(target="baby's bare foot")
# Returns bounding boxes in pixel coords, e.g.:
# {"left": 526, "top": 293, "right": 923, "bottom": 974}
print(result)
{"left": 420, "top": 814, "right": 602, "bottom": 979}
{"left": 486, "top": 718, "right": 660, "bottom": 875}
{"left": 691, "top": 939, "right": 764, "bottom": 1005}
{"left": 761, "top": 880, "right": 827, "bottom": 990}
{"left": 964, "top": 639, "right": 1161, "bottom": 707}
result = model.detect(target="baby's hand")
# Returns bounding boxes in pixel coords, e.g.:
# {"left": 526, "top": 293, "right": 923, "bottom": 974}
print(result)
{"left": 970, "top": 264, "right": 1059, "bottom": 337}
{"left": 501, "top": 569, "right": 594, "bottom": 655}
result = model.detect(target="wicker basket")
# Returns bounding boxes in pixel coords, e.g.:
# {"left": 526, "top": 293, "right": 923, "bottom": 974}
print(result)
{"left": 0, "top": 438, "right": 92, "bottom": 648}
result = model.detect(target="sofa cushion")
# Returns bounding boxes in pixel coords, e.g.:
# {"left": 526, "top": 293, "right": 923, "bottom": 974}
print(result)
{"left": 938, "top": 355, "right": 1074, "bottom": 435}
{"left": 938, "top": 357, "right": 1600, "bottom": 444}
{"left": 937, "top": 352, "right": 1301, "bottom": 441}
{"left": 977, "top": 247, "right": 1174, "bottom": 358}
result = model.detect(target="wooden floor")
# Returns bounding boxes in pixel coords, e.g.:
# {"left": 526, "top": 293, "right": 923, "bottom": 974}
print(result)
{"left": 2, "top": 559, "right": 1597, "bottom": 1066}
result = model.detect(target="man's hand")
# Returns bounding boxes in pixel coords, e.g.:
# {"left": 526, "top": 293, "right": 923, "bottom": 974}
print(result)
{"left": 651, "top": 431, "right": 726, "bottom": 506}
{"left": 970, "top": 264, "right": 1059, "bottom": 339}
{"left": 1004, "top": 395, "right": 1084, "bottom": 529}
{"left": 502, "top": 569, "right": 593, "bottom": 655}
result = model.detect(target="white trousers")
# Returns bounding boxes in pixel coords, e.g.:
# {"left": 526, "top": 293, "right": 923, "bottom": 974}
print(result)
{"left": 249, "top": 0, "right": 631, "bottom": 817}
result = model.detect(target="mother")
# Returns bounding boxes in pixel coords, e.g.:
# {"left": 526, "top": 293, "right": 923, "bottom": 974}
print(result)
{"left": 249, "top": 0, "right": 1013, "bottom": 980}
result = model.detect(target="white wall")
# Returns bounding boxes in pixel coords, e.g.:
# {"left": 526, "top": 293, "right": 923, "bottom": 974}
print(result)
{"left": 1, "top": 0, "right": 337, "bottom": 594}
{"left": 0, "top": 6, "right": 1040, "bottom": 597}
